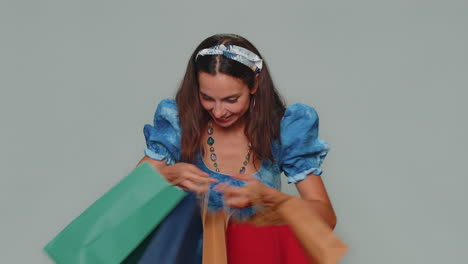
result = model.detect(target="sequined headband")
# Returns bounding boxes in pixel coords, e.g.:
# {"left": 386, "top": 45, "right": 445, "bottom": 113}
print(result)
{"left": 195, "top": 44, "right": 263, "bottom": 73}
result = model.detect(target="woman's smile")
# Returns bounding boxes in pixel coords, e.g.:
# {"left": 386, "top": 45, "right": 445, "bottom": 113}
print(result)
{"left": 215, "top": 115, "right": 232, "bottom": 123}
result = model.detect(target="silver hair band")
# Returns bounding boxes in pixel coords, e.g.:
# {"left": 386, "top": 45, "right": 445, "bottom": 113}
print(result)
{"left": 195, "top": 44, "right": 263, "bottom": 73}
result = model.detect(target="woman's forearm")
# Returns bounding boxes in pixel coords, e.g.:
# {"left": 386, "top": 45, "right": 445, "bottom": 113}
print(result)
{"left": 302, "top": 199, "right": 337, "bottom": 229}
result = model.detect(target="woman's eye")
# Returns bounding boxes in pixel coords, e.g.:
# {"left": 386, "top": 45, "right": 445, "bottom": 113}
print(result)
{"left": 227, "top": 98, "right": 238, "bottom": 103}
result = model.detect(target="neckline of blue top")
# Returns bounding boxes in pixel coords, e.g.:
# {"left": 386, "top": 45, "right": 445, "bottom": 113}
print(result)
{"left": 197, "top": 152, "right": 264, "bottom": 178}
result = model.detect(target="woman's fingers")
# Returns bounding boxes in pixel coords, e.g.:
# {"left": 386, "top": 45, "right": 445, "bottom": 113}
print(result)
{"left": 220, "top": 185, "right": 251, "bottom": 208}
{"left": 177, "top": 164, "right": 216, "bottom": 193}
{"left": 176, "top": 174, "right": 213, "bottom": 193}
{"left": 161, "top": 162, "right": 217, "bottom": 188}
{"left": 213, "top": 182, "right": 229, "bottom": 192}
{"left": 189, "top": 173, "right": 218, "bottom": 184}
{"left": 222, "top": 185, "right": 244, "bottom": 197}
{"left": 184, "top": 164, "right": 218, "bottom": 184}
{"left": 225, "top": 196, "right": 251, "bottom": 208}
{"left": 179, "top": 180, "right": 210, "bottom": 194}
{"left": 186, "top": 164, "right": 210, "bottom": 177}
{"left": 216, "top": 175, "right": 267, "bottom": 208}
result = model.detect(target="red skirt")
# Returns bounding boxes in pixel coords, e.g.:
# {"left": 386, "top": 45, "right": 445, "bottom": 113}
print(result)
{"left": 226, "top": 221, "right": 312, "bottom": 264}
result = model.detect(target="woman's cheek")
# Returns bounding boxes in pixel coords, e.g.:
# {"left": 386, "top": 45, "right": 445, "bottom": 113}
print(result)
{"left": 228, "top": 105, "right": 242, "bottom": 115}
{"left": 200, "top": 101, "right": 213, "bottom": 111}
{"left": 236, "top": 99, "right": 250, "bottom": 114}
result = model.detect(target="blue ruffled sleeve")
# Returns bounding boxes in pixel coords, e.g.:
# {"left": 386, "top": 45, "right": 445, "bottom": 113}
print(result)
{"left": 279, "top": 104, "right": 330, "bottom": 184}
{"left": 143, "top": 99, "right": 181, "bottom": 165}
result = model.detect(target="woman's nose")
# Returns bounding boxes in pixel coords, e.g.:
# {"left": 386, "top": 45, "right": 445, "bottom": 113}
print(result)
{"left": 212, "top": 104, "right": 226, "bottom": 118}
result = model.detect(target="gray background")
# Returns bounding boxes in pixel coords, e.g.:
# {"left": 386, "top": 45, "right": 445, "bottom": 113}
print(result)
{"left": 1, "top": 0, "right": 467, "bottom": 263}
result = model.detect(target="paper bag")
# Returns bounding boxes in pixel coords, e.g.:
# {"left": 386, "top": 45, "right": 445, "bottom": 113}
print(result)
{"left": 44, "top": 162, "right": 186, "bottom": 264}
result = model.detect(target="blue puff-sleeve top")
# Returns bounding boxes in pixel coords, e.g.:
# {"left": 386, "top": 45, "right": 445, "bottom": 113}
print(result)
{"left": 143, "top": 99, "right": 330, "bottom": 218}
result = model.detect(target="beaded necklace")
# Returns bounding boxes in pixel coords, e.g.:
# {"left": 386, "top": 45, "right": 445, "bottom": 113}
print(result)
{"left": 206, "top": 121, "right": 251, "bottom": 174}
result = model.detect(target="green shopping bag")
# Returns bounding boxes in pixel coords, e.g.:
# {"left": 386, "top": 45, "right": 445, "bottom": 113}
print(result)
{"left": 44, "top": 162, "right": 186, "bottom": 264}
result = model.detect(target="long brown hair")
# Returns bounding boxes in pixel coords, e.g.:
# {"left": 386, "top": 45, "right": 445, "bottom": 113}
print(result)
{"left": 176, "top": 34, "right": 286, "bottom": 163}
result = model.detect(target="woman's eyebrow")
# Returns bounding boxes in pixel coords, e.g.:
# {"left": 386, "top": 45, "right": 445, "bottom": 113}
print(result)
{"left": 199, "top": 92, "right": 211, "bottom": 98}
{"left": 199, "top": 92, "right": 241, "bottom": 100}
{"left": 222, "top": 94, "right": 241, "bottom": 100}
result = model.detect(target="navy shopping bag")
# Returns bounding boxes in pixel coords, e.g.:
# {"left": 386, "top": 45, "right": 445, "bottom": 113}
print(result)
{"left": 122, "top": 192, "right": 203, "bottom": 264}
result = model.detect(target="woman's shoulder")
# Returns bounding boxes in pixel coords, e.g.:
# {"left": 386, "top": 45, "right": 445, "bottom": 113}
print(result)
{"left": 277, "top": 103, "right": 330, "bottom": 182}
{"left": 143, "top": 98, "right": 181, "bottom": 164}
{"left": 282, "top": 103, "right": 319, "bottom": 122}
{"left": 157, "top": 98, "right": 177, "bottom": 108}
{"left": 150, "top": 99, "right": 180, "bottom": 124}
{"left": 155, "top": 98, "right": 178, "bottom": 115}
{"left": 271, "top": 102, "right": 322, "bottom": 160}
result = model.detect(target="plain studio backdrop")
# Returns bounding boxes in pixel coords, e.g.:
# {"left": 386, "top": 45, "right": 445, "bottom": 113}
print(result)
{"left": 1, "top": 0, "right": 467, "bottom": 263}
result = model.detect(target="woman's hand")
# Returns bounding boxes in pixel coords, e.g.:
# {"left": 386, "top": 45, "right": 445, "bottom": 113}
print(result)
{"left": 159, "top": 162, "right": 218, "bottom": 194}
{"left": 137, "top": 156, "right": 217, "bottom": 194}
{"left": 215, "top": 174, "right": 291, "bottom": 209}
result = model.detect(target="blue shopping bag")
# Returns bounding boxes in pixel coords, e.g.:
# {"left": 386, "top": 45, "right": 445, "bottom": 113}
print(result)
{"left": 122, "top": 192, "right": 203, "bottom": 264}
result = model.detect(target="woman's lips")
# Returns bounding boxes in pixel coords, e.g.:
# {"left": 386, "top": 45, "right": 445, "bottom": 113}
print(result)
{"left": 216, "top": 116, "right": 232, "bottom": 123}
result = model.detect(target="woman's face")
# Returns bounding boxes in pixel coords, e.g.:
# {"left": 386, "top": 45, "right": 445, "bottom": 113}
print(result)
{"left": 198, "top": 72, "right": 256, "bottom": 128}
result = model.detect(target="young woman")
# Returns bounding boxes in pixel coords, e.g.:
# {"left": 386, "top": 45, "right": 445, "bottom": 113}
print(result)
{"left": 137, "top": 33, "right": 336, "bottom": 263}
